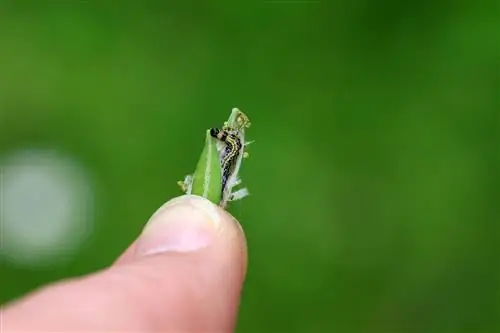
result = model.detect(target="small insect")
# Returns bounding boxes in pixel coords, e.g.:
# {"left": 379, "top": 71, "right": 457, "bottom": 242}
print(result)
{"left": 177, "top": 108, "right": 252, "bottom": 209}
{"left": 209, "top": 127, "right": 242, "bottom": 196}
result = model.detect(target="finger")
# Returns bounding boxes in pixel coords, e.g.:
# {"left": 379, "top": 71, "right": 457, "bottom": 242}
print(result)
{"left": 3, "top": 195, "right": 247, "bottom": 333}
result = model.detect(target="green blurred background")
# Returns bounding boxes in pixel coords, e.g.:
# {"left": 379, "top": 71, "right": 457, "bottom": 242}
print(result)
{"left": 1, "top": 1, "right": 499, "bottom": 332}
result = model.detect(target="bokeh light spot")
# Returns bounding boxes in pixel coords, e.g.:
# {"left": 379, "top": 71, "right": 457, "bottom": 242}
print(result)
{"left": 0, "top": 149, "right": 94, "bottom": 267}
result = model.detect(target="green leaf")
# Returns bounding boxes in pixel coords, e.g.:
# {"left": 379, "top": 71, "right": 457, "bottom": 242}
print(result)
{"left": 190, "top": 129, "right": 222, "bottom": 204}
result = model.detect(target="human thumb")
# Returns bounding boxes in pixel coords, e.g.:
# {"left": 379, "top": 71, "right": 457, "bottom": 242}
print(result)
{"left": 2, "top": 195, "right": 247, "bottom": 332}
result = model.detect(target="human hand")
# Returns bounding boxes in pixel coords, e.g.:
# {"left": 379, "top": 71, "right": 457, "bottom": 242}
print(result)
{"left": 2, "top": 195, "right": 247, "bottom": 332}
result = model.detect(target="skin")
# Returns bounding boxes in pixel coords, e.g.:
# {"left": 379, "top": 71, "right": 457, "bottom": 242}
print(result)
{"left": 2, "top": 195, "right": 247, "bottom": 332}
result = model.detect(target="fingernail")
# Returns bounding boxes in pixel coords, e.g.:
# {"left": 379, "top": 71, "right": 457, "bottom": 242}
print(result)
{"left": 135, "top": 195, "right": 222, "bottom": 256}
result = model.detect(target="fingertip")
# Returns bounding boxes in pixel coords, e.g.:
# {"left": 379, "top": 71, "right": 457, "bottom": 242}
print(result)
{"left": 117, "top": 195, "right": 245, "bottom": 261}
{"left": 116, "top": 195, "right": 247, "bottom": 270}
